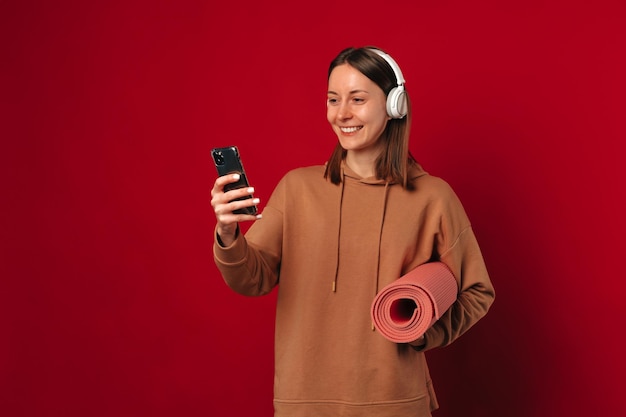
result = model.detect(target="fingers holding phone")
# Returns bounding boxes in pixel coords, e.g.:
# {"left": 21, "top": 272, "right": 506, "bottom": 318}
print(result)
{"left": 211, "top": 174, "right": 261, "bottom": 246}
{"left": 212, "top": 174, "right": 260, "bottom": 218}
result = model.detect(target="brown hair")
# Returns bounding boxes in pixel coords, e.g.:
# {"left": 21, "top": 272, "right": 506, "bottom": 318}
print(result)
{"left": 323, "top": 46, "right": 416, "bottom": 190}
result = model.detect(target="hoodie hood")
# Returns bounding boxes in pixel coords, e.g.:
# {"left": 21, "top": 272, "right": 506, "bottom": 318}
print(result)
{"left": 339, "top": 161, "right": 428, "bottom": 184}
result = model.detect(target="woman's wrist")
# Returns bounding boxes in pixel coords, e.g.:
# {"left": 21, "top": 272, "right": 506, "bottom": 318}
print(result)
{"left": 216, "top": 224, "right": 239, "bottom": 247}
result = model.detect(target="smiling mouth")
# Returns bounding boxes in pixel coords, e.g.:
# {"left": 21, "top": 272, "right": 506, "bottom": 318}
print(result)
{"left": 340, "top": 126, "right": 363, "bottom": 133}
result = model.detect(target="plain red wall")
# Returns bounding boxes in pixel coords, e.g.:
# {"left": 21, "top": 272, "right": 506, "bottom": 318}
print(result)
{"left": 2, "top": 1, "right": 625, "bottom": 416}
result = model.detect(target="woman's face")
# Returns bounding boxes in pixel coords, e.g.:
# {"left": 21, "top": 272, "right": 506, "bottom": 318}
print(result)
{"left": 327, "top": 64, "right": 390, "bottom": 157}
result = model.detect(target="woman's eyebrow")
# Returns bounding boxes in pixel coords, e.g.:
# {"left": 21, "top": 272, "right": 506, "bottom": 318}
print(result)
{"left": 327, "top": 89, "right": 370, "bottom": 95}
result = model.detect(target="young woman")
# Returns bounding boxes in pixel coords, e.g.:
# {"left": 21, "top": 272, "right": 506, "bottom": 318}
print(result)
{"left": 211, "top": 46, "right": 495, "bottom": 417}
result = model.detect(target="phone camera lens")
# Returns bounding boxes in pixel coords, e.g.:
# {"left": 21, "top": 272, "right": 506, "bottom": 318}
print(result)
{"left": 214, "top": 151, "right": 225, "bottom": 165}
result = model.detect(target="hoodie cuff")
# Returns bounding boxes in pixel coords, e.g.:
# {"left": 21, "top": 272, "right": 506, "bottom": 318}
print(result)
{"left": 213, "top": 226, "right": 248, "bottom": 266}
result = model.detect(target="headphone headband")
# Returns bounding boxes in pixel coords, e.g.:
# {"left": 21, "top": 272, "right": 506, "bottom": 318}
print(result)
{"left": 370, "top": 49, "right": 405, "bottom": 86}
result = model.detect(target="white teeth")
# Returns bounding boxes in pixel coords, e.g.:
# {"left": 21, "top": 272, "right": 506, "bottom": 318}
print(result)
{"left": 340, "top": 126, "right": 362, "bottom": 133}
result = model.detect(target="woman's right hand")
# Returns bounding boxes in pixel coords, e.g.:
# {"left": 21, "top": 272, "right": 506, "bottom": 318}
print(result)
{"left": 211, "top": 174, "right": 261, "bottom": 247}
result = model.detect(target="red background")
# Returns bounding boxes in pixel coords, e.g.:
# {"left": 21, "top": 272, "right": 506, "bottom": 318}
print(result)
{"left": 2, "top": 1, "right": 625, "bottom": 416}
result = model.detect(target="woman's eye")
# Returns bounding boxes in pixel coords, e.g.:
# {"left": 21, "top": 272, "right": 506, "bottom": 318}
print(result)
{"left": 327, "top": 97, "right": 338, "bottom": 105}
{"left": 352, "top": 97, "right": 365, "bottom": 103}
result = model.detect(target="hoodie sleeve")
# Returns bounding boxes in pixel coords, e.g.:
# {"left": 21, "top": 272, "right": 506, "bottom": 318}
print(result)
{"left": 213, "top": 186, "right": 285, "bottom": 297}
{"left": 412, "top": 185, "right": 495, "bottom": 351}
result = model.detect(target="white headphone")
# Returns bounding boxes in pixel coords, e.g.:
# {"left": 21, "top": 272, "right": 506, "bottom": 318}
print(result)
{"left": 370, "top": 49, "right": 408, "bottom": 119}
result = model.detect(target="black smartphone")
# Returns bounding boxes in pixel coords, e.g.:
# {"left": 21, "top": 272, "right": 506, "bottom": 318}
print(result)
{"left": 211, "top": 146, "right": 258, "bottom": 215}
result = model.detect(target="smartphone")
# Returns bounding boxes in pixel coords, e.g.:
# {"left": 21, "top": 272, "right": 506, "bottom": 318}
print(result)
{"left": 211, "top": 146, "right": 258, "bottom": 215}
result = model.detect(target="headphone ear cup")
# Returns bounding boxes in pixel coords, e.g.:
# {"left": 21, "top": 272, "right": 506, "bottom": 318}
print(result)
{"left": 386, "top": 86, "right": 407, "bottom": 119}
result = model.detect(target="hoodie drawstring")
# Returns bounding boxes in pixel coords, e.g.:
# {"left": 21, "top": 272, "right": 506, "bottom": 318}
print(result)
{"left": 375, "top": 182, "right": 390, "bottom": 297}
{"left": 372, "top": 182, "right": 390, "bottom": 330}
{"left": 332, "top": 170, "right": 391, "bottom": 297}
{"left": 332, "top": 173, "right": 346, "bottom": 293}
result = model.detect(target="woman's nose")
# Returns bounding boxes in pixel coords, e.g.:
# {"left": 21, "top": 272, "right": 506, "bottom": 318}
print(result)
{"left": 337, "top": 102, "right": 351, "bottom": 119}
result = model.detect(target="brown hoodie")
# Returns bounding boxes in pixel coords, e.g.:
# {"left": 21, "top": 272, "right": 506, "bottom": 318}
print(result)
{"left": 213, "top": 162, "right": 495, "bottom": 417}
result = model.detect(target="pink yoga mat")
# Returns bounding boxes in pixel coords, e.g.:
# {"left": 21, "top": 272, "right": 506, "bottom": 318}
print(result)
{"left": 370, "top": 262, "right": 458, "bottom": 343}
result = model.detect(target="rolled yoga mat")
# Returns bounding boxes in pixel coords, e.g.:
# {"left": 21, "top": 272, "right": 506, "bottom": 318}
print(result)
{"left": 370, "top": 262, "right": 458, "bottom": 343}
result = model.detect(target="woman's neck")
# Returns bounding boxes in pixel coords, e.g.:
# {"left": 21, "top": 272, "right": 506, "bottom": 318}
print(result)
{"left": 345, "top": 150, "right": 378, "bottom": 178}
